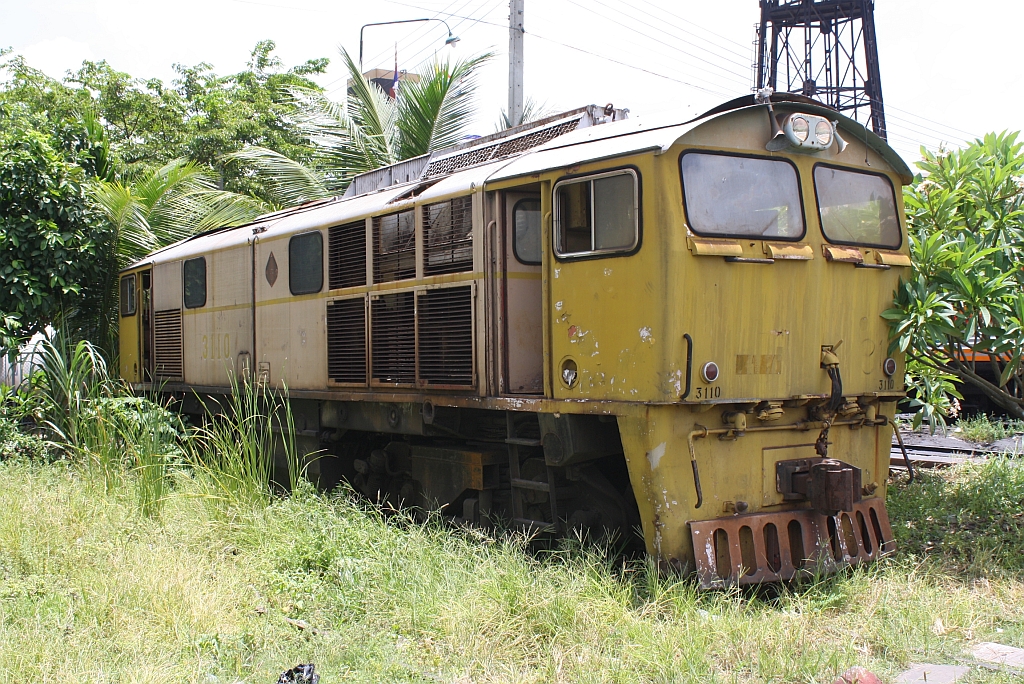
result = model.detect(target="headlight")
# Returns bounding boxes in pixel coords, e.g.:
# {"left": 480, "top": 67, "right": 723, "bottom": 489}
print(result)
{"left": 790, "top": 116, "right": 809, "bottom": 142}
{"left": 815, "top": 119, "right": 832, "bottom": 145}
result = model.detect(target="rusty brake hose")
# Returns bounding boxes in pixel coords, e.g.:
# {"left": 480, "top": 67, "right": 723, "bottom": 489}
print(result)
{"left": 888, "top": 417, "right": 915, "bottom": 483}
{"left": 686, "top": 426, "right": 708, "bottom": 509}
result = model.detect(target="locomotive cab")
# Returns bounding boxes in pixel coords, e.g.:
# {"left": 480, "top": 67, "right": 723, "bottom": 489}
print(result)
{"left": 119, "top": 94, "right": 911, "bottom": 586}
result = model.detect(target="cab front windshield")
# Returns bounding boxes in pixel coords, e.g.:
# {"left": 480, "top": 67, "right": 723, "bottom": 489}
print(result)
{"left": 814, "top": 165, "right": 901, "bottom": 248}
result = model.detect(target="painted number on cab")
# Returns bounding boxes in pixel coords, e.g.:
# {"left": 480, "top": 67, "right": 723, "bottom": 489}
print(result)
{"left": 878, "top": 378, "right": 895, "bottom": 391}
{"left": 202, "top": 334, "right": 231, "bottom": 360}
{"left": 694, "top": 386, "right": 721, "bottom": 400}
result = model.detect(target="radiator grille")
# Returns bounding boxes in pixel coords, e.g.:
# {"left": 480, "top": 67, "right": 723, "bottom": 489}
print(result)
{"left": 328, "top": 220, "right": 367, "bottom": 289}
{"left": 371, "top": 292, "right": 415, "bottom": 385}
{"left": 422, "top": 119, "right": 580, "bottom": 179}
{"left": 326, "top": 297, "right": 366, "bottom": 384}
{"left": 423, "top": 197, "right": 473, "bottom": 275}
{"left": 153, "top": 309, "right": 183, "bottom": 379}
{"left": 417, "top": 286, "right": 473, "bottom": 386}
{"left": 373, "top": 211, "right": 415, "bottom": 283}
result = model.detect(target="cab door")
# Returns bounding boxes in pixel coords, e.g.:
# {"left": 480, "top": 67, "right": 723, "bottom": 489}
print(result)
{"left": 502, "top": 191, "right": 544, "bottom": 394}
{"left": 118, "top": 270, "right": 142, "bottom": 382}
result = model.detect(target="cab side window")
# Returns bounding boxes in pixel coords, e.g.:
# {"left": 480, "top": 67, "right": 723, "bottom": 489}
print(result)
{"left": 290, "top": 231, "right": 324, "bottom": 295}
{"left": 120, "top": 274, "right": 137, "bottom": 316}
{"left": 554, "top": 169, "right": 639, "bottom": 258}
{"left": 513, "top": 198, "right": 541, "bottom": 265}
{"left": 183, "top": 258, "right": 206, "bottom": 309}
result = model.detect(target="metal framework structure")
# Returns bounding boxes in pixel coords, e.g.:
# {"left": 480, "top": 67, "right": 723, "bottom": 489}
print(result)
{"left": 756, "top": 0, "right": 886, "bottom": 138}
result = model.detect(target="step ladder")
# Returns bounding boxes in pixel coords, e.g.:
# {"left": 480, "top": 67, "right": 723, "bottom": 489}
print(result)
{"left": 506, "top": 412, "right": 559, "bottom": 533}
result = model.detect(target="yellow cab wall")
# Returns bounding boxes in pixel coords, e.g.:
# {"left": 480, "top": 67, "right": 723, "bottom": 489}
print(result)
{"left": 541, "top": 106, "right": 908, "bottom": 563}
{"left": 117, "top": 268, "right": 144, "bottom": 382}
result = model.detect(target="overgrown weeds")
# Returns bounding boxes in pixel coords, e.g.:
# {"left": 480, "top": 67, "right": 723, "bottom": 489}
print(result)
{"left": 955, "top": 413, "right": 1024, "bottom": 444}
{"left": 186, "top": 372, "right": 303, "bottom": 508}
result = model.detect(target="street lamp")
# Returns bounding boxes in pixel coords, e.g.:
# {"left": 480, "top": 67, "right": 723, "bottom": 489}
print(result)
{"left": 359, "top": 18, "right": 460, "bottom": 71}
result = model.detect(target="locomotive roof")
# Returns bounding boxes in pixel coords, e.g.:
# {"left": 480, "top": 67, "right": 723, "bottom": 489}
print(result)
{"left": 124, "top": 94, "right": 911, "bottom": 271}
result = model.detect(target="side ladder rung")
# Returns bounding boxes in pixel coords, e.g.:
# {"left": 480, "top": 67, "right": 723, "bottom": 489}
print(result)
{"left": 505, "top": 437, "right": 542, "bottom": 447}
{"left": 511, "top": 478, "right": 550, "bottom": 492}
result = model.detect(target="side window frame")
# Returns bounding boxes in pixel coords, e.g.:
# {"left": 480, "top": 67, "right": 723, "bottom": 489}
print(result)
{"left": 289, "top": 230, "right": 325, "bottom": 296}
{"left": 812, "top": 162, "right": 903, "bottom": 250}
{"left": 678, "top": 149, "right": 807, "bottom": 242}
{"left": 552, "top": 166, "right": 642, "bottom": 261}
{"left": 512, "top": 197, "right": 542, "bottom": 266}
{"left": 183, "top": 257, "right": 207, "bottom": 309}
{"left": 120, "top": 274, "right": 137, "bottom": 317}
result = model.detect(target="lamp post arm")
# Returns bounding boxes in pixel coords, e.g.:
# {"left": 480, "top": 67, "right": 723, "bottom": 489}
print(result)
{"left": 359, "top": 18, "right": 453, "bottom": 71}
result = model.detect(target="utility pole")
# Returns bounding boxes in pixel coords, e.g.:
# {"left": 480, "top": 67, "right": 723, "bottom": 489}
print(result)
{"left": 756, "top": 0, "right": 886, "bottom": 139}
{"left": 508, "top": 0, "right": 524, "bottom": 127}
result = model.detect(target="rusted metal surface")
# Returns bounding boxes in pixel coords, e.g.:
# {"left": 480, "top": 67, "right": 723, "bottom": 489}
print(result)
{"left": 689, "top": 498, "right": 895, "bottom": 588}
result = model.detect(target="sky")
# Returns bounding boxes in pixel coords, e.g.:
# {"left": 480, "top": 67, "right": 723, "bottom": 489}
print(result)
{"left": 0, "top": 0, "right": 1018, "bottom": 165}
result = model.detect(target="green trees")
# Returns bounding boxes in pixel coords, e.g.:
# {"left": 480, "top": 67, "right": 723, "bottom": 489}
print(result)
{"left": 0, "top": 108, "right": 108, "bottom": 350}
{"left": 227, "top": 48, "right": 492, "bottom": 207}
{"left": 885, "top": 132, "right": 1024, "bottom": 423}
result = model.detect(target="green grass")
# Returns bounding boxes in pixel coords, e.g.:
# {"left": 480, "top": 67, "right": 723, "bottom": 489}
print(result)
{"left": 955, "top": 414, "right": 1024, "bottom": 444}
{"left": 1, "top": 454, "right": 1023, "bottom": 683}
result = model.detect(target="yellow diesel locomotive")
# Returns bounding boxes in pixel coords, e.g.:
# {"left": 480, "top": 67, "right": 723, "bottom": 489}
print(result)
{"left": 118, "top": 92, "right": 911, "bottom": 586}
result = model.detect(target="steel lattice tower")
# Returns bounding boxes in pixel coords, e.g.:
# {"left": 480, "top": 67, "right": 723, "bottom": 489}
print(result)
{"left": 756, "top": 0, "right": 886, "bottom": 139}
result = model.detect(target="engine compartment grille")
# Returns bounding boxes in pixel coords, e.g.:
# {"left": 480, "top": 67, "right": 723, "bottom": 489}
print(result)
{"left": 423, "top": 197, "right": 473, "bottom": 275}
{"left": 328, "top": 220, "right": 367, "bottom": 289}
{"left": 373, "top": 211, "right": 415, "bottom": 283}
{"left": 153, "top": 309, "right": 183, "bottom": 379}
{"left": 327, "top": 297, "right": 367, "bottom": 384}
{"left": 417, "top": 286, "right": 474, "bottom": 387}
{"left": 371, "top": 291, "right": 415, "bottom": 385}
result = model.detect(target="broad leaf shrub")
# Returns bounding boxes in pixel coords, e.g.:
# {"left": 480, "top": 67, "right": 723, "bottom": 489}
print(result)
{"left": 885, "top": 132, "right": 1024, "bottom": 427}
{"left": 0, "top": 107, "right": 109, "bottom": 349}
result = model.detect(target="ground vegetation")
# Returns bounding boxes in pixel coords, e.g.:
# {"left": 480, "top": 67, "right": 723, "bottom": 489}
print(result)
{"left": 0, "top": 341, "right": 1023, "bottom": 682}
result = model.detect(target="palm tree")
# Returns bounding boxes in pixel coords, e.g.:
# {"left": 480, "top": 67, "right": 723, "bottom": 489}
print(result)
{"left": 225, "top": 47, "right": 492, "bottom": 207}
{"left": 81, "top": 158, "right": 266, "bottom": 353}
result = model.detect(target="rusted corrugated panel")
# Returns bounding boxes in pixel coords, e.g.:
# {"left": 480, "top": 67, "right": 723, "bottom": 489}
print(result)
{"left": 328, "top": 220, "right": 367, "bottom": 289}
{"left": 371, "top": 292, "right": 415, "bottom": 385}
{"left": 417, "top": 286, "right": 474, "bottom": 387}
{"left": 423, "top": 197, "right": 473, "bottom": 276}
{"left": 327, "top": 297, "right": 367, "bottom": 385}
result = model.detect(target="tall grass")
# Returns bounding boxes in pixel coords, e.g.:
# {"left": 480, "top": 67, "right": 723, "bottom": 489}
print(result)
{"left": 185, "top": 373, "right": 303, "bottom": 508}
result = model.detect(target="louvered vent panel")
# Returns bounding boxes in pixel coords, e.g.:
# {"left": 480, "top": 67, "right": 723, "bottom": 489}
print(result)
{"left": 417, "top": 286, "right": 473, "bottom": 387}
{"left": 328, "top": 220, "right": 367, "bottom": 289}
{"left": 327, "top": 297, "right": 366, "bottom": 384}
{"left": 371, "top": 292, "right": 415, "bottom": 385}
{"left": 493, "top": 119, "right": 579, "bottom": 157}
{"left": 422, "top": 119, "right": 581, "bottom": 179}
{"left": 373, "top": 211, "right": 415, "bottom": 283}
{"left": 423, "top": 197, "right": 473, "bottom": 275}
{"left": 153, "top": 309, "right": 183, "bottom": 379}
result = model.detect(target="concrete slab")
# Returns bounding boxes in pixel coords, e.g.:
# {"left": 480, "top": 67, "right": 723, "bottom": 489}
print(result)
{"left": 894, "top": 664, "right": 970, "bottom": 683}
{"left": 971, "top": 642, "right": 1024, "bottom": 668}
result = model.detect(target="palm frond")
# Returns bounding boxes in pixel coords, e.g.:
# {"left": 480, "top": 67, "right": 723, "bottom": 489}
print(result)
{"left": 224, "top": 145, "right": 332, "bottom": 207}
{"left": 397, "top": 51, "right": 493, "bottom": 155}
{"left": 88, "top": 180, "right": 156, "bottom": 267}
{"left": 339, "top": 47, "right": 399, "bottom": 163}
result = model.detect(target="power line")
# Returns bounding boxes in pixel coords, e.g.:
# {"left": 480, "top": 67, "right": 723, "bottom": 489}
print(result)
{"left": 562, "top": 0, "right": 751, "bottom": 87}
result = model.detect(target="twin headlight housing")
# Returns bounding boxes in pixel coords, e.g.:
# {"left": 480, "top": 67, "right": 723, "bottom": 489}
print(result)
{"left": 767, "top": 111, "right": 848, "bottom": 154}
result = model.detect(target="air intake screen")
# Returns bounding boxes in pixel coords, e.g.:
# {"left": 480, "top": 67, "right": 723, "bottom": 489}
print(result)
{"left": 328, "top": 220, "right": 366, "bottom": 289}
{"left": 371, "top": 292, "right": 415, "bottom": 385}
{"left": 327, "top": 297, "right": 366, "bottom": 384}
{"left": 423, "top": 197, "right": 473, "bottom": 275}
{"left": 373, "top": 211, "right": 415, "bottom": 283}
{"left": 417, "top": 286, "right": 473, "bottom": 386}
{"left": 422, "top": 119, "right": 580, "bottom": 179}
{"left": 153, "top": 309, "right": 183, "bottom": 379}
